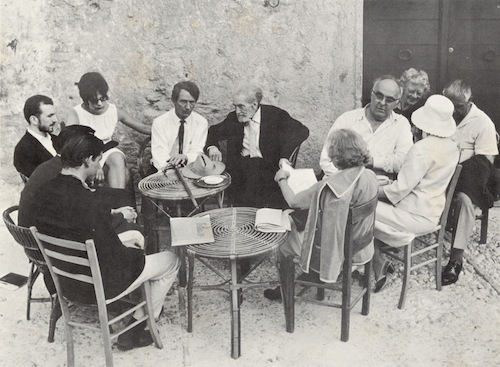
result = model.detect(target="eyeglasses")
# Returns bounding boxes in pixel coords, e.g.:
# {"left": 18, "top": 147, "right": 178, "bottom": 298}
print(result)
{"left": 371, "top": 90, "right": 399, "bottom": 104}
{"left": 88, "top": 95, "right": 109, "bottom": 104}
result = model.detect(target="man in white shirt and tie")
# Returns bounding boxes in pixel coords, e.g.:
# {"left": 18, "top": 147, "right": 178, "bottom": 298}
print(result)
{"left": 14, "top": 94, "right": 59, "bottom": 179}
{"left": 151, "top": 81, "right": 208, "bottom": 171}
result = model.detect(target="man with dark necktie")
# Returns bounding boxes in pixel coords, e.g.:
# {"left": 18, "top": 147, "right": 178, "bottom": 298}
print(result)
{"left": 151, "top": 81, "right": 208, "bottom": 171}
{"left": 206, "top": 83, "right": 309, "bottom": 209}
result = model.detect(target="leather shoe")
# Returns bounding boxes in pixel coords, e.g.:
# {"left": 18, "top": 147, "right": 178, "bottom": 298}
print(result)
{"left": 263, "top": 286, "right": 282, "bottom": 301}
{"left": 442, "top": 260, "right": 462, "bottom": 286}
{"left": 374, "top": 262, "right": 395, "bottom": 293}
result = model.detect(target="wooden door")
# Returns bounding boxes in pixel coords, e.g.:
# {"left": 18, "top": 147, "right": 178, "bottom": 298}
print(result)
{"left": 445, "top": 0, "right": 500, "bottom": 130}
{"left": 363, "top": 0, "right": 500, "bottom": 131}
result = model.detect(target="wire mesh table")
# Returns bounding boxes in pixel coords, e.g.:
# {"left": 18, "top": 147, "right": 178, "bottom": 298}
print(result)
{"left": 138, "top": 169, "right": 231, "bottom": 285}
{"left": 186, "top": 207, "right": 287, "bottom": 359}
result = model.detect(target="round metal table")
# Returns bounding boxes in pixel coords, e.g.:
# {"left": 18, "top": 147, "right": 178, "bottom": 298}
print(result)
{"left": 138, "top": 170, "right": 231, "bottom": 285}
{"left": 186, "top": 207, "right": 287, "bottom": 359}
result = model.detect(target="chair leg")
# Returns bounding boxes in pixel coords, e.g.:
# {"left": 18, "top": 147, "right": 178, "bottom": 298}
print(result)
{"left": 479, "top": 209, "right": 488, "bottom": 244}
{"left": 280, "top": 254, "right": 295, "bottom": 333}
{"left": 187, "top": 252, "right": 195, "bottom": 332}
{"left": 48, "top": 296, "right": 62, "bottom": 343}
{"left": 436, "top": 238, "right": 443, "bottom": 292}
{"left": 398, "top": 243, "right": 412, "bottom": 310}
{"left": 65, "top": 322, "right": 75, "bottom": 367}
{"left": 361, "top": 260, "right": 372, "bottom": 316}
{"left": 341, "top": 262, "right": 352, "bottom": 342}
{"left": 26, "top": 263, "right": 39, "bottom": 320}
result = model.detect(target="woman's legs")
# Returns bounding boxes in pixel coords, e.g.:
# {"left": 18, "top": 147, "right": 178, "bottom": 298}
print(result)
{"left": 104, "top": 152, "right": 130, "bottom": 189}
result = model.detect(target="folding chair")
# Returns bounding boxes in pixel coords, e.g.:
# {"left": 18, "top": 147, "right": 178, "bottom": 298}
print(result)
{"left": 2, "top": 205, "right": 60, "bottom": 342}
{"left": 378, "top": 164, "right": 462, "bottom": 309}
{"left": 31, "top": 227, "right": 163, "bottom": 367}
{"left": 281, "top": 195, "right": 378, "bottom": 342}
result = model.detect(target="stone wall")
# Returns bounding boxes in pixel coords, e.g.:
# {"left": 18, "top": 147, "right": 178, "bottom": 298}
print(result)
{"left": 0, "top": 0, "right": 363, "bottom": 186}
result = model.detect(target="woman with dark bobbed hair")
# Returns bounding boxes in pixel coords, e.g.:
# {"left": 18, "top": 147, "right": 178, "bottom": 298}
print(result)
{"left": 67, "top": 72, "right": 151, "bottom": 190}
{"left": 264, "top": 129, "right": 379, "bottom": 300}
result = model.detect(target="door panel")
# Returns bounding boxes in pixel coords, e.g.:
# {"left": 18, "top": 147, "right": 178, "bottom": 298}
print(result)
{"left": 364, "top": 0, "right": 500, "bottom": 131}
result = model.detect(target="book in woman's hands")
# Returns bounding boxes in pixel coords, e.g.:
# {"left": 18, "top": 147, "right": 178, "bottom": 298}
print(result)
{"left": 280, "top": 161, "right": 317, "bottom": 194}
{"left": 255, "top": 208, "right": 291, "bottom": 233}
{"left": 170, "top": 215, "right": 215, "bottom": 246}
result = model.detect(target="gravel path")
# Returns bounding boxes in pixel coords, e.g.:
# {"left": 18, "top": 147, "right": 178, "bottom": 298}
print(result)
{"left": 0, "top": 177, "right": 498, "bottom": 367}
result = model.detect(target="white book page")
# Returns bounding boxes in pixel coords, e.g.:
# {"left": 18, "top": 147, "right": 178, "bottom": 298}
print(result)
{"left": 281, "top": 161, "right": 318, "bottom": 194}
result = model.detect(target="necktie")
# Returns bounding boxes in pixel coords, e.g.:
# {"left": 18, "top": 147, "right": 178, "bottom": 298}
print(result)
{"left": 178, "top": 119, "right": 186, "bottom": 154}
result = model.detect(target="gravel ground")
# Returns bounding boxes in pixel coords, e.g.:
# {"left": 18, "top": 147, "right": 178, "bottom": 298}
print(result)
{"left": 0, "top": 175, "right": 499, "bottom": 367}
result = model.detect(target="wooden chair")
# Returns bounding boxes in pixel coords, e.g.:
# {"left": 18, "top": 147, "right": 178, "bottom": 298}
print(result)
{"left": 137, "top": 136, "right": 153, "bottom": 179}
{"left": 288, "top": 144, "right": 301, "bottom": 168}
{"left": 31, "top": 227, "right": 163, "bottom": 367}
{"left": 281, "top": 195, "right": 378, "bottom": 342}
{"left": 378, "top": 164, "right": 462, "bottom": 309}
{"left": 477, "top": 208, "right": 489, "bottom": 244}
{"left": 2, "top": 206, "right": 60, "bottom": 342}
{"left": 19, "top": 172, "right": 28, "bottom": 184}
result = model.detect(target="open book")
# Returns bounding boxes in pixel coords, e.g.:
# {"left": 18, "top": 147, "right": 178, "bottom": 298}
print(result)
{"left": 255, "top": 208, "right": 291, "bottom": 233}
{"left": 170, "top": 215, "right": 215, "bottom": 246}
{"left": 281, "top": 161, "right": 318, "bottom": 194}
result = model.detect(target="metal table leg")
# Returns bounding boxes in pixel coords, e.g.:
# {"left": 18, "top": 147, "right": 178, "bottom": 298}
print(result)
{"left": 229, "top": 257, "right": 241, "bottom": 359}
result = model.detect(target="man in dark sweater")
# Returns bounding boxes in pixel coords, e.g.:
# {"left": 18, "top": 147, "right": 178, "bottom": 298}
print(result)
{"left": 14, "top": 95, "right": 59, "bottom": 178}
{"left": 20, "top": 131, "right": 179, "bottom": 351}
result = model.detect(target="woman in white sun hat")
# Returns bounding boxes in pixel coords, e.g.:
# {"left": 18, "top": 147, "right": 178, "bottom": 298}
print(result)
{"left": 372, "top": 94, "right": 460, "bottom": 292}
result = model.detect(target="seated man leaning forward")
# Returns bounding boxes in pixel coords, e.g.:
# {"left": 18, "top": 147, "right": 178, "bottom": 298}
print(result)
{"left": 22, "top": 131, "right": 179, "bottom": 351}
{"left": 441, "top": 80, "right": 499, "bottom": 285}
{"left": 19, "top": 125, "right": 144, "bottom": 250}
{"left": 264, "top": 129, "right": 378, "bottom": 300}
{"left": 151, "top": 80, "right": 208, "bottom": 172}
{"left": 206, "top": 83, "right": 309, "bottom": 209}
{"left": 14, "top": 94, "right": 59, "bottom": 179}
{"left": 372, "top": 95, "right": 460, "bottom": 293}
{"left": 320, "top": 75, "right": 413, "bottom": 178}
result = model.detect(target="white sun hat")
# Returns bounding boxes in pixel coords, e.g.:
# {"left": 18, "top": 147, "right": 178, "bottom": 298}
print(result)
{"left": 411, "top": 94, "right": 456, "bottom": 138}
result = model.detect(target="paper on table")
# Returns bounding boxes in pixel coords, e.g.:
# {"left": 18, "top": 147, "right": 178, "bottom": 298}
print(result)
{"left": 281, "top": 161, "right": 317, "bottom": 194}
{"left": 255, "top": 208, "right": 291, "bottom": 233}
{"left": 170, "top": 215, "right": 215, "bottom": 246}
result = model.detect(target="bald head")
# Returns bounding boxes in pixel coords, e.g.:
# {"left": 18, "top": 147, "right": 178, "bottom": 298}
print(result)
{"left": 368, "top": 76, "right": 402, "bottom": 122}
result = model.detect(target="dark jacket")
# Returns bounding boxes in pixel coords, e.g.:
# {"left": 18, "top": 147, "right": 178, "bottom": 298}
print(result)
{"left": 13, "top": 132, "right": 55, "bottom": 177}
{"left": 19, "top": 174, "right": 145, "bottom": 303}
{"left": 206, "top": 104, "right": 309, "bottom": 171}
{"left": 456, "top": 155, "right": 500, "bottom": 209}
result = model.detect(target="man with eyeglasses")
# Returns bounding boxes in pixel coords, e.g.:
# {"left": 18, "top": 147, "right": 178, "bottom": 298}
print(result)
{"left": 441, "top": 79, "right": 499, "bottom": 285}
{"left": 151, "top": 80, "right": 208, "bottom": 171}
{"left": 320, "top": 75, "right": 413, "bottom": 178}
{"left": 14, "top": 95, "right": 59, "bottom": 178}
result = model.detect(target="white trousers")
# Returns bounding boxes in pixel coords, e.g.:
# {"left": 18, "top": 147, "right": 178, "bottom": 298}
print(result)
{"left": 110, "top": 251, "right": 180, "bottom": 319}
{"left": 453, "top": 192, "right": 480, "bottom": 250}
{"left": 374, "top": 201, "right": 438, "bottom": 247}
